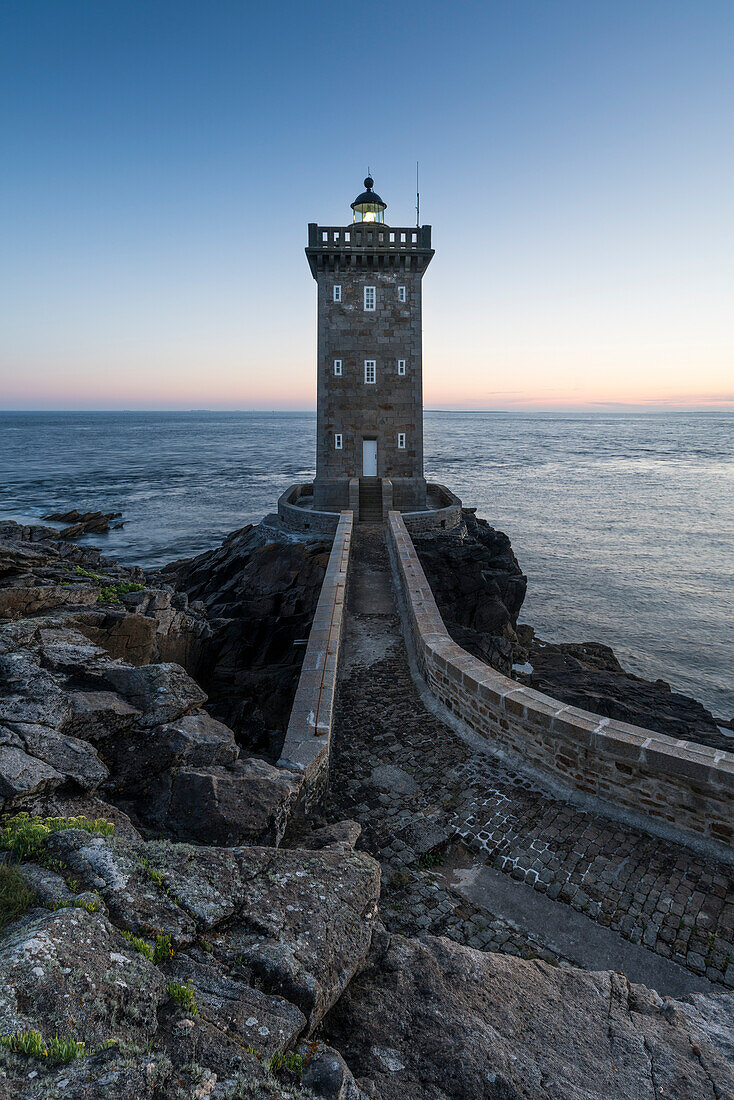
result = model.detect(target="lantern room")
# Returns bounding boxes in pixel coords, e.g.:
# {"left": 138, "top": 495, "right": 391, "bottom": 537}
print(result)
{"left": 350, "top": 176, "right": 387, "bottom": 223}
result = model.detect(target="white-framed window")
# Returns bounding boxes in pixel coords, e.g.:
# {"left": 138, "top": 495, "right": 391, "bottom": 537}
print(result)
{"left": 398, "top": 286, "right": 406, "bottom": 302}
{"left": 334, "top": 433, "right": 343, "bottom": 450}
{"left": 398, "top": 433, "right": 406, "bottom": 449}
{"left": 364, "top": 285, "right": 376, "bottom": 311}
{"left": 397, "top": 359, "right": 406, "bottom": 376}
{"left": 333, "top": 359, "right": 342, "bottom": 376}
{"left": 364, "top": 360, "right": 376, "bottom": 384}
{"left": 333, "top": 285, "right": 342, "bottom": 302}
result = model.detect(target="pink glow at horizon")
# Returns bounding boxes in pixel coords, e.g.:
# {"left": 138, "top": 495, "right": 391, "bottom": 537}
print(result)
{"left": 2, "top": 5, "right": 734, "bottom": 414}
{"left": 2, "top": 365, "right": 732, "bottom": 412}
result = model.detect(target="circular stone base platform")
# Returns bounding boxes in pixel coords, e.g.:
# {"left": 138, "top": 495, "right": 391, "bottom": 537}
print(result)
{"left": 278, "top": 482, "right": 462, "bottom": 535}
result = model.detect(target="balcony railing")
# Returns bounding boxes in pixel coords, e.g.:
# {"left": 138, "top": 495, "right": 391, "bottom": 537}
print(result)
{"left": 308, "top": 224, "right": 431, "bottom": 251}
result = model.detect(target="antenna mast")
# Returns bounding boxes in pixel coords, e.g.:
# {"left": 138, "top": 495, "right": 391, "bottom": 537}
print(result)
{"left": 416, "top": 161, "right": 420, "bottom": 226}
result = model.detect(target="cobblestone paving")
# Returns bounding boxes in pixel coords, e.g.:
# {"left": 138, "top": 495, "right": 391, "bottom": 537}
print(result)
{"left": 322, "top": 527, "right": 734, "bottom": 988}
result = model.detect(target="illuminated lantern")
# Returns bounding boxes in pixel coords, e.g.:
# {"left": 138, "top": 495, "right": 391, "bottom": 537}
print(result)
{"left": 351, "top": 176, "right": 387, "bottom": 224}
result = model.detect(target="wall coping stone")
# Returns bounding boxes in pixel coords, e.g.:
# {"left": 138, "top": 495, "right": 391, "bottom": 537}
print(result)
{"left": 278, "top": 510, "right": 353, "bottom": 816}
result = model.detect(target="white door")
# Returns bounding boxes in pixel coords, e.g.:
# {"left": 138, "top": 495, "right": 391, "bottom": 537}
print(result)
{"left": 362, "top": 439, "right": 377, "bottom": 476}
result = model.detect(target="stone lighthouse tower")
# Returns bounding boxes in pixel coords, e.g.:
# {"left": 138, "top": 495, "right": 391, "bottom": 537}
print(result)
{"left": 306, "top": 177, "right": 434, "bottom": 516}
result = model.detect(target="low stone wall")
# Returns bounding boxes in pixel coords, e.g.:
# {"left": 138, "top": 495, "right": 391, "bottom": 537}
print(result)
{"left": 348, "top": 478, "right": 360, "bottom": 517}
{"left": 278, "top": 510, "right": 353, "bottom": 816}
{"left": 387, "top": 511, "right": 734, "bottom": 863}
{"left": 402, "top": 483, "right": 463, "bottom": 534}
{"left": 381, "top": 478, "right": 394, "bottom": 516}
{"left": 278, "top": 483, "right": 341, "bottom": 537}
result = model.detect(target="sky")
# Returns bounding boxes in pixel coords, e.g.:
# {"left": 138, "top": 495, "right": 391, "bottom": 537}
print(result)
{"left": 1, "top": 0, "right": 733, "bottom": 412}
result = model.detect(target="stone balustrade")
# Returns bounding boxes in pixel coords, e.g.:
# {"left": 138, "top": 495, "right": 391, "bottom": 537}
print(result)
{"left": 308, "top": 224, "right": 432, "bottom": 251}
{"left": 278, "top": 511, "right": 353, "bottom": 816}
{"left": 387, "top": 510, "right": 734, "bottom": 864}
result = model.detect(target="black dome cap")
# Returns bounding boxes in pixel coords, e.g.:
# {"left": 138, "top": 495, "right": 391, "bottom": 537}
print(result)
{"left": 351, "top": 176, "right": 387, "bottom": 210}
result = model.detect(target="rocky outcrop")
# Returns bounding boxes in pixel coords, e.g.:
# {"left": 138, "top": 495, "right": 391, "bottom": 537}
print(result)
{"left": 0, "top": 621, "right": 297, "bottom": 847}
{"left": 413, "top": 509, "right": 527, "bottom": 676}
{"left": 323, "top": 932, "right": 734, "bottom": 1099}
{"left": 43, "top": 509, "right": 124, "bottom": 538}
{"left": 0, "top": 520, "right": 209, "bottom": 667}
{"left": 514, "top": 626, "right": 731, "bottom": 753}
{"left": 2, "top": 513, "right": 732, "bottom": 1099}
{"left": 154, "top": 522, "right": 332, "bottom": 757}
{"left": 41, "top": 830, "right": 381, "bottom": 1033}
{"left": 0, "top": 830, "right": 380, "bottom": 1098}
{"left": 0, "top": 906, "right": 166, "bottom": 1045}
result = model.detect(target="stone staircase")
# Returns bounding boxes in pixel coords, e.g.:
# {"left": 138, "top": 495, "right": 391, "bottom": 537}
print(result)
{"left": 358, "top": 477, "right": 383, "bottom": 523}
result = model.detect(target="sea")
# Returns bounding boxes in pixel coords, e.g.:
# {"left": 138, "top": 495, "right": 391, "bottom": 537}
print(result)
{"left": 0, "top": 410, "right": 732, "bottom": 719}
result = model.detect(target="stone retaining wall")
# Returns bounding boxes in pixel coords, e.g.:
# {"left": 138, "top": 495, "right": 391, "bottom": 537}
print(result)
{"left": 402, "top": 483, "right": 463, "bottom": 534}
{"left": 388, "top": 511, "right": 734, "bottom": 862}
{"left": 278, "top": 483, "right": 341, "bottom": 537}
{"left": 278, "top": 511, "right": 353, "bottom": 816}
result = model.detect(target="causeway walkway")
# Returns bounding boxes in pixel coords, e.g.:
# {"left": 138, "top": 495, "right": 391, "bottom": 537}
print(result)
{"left": 323, "top": 525, "right": 734, "bottom": 996}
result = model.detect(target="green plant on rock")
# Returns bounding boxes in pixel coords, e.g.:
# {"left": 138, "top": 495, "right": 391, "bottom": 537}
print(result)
{"left": 269, "top": 1051, "right": 304, "bottom": 1076}
{"left": 0, "top": 864, "right": 36, "bottom": 932}
{"left": 418, "top": 851, "right": 445, "bottom": 869}
{"left": 153, "top": 933, "right": 174, "bottom": 963}
{"left": 96, "top": 1038, "right": 120, "bottom": 1052}
{"left": 120, "top": 930, "right": 154, "bottom": 960}
{"left": 120, "top": 930, "right": 173, "bottom": 964}
{"left": 137, "top": 854, "right": 166, "bottom": 888}
{"left": 167, "top": 980, "right": 198, "bottom": 1015}
{"left": 50, "top": 897, "right": 101, "bottom": 914}
{"left": 97, "top": 581, "right": 145, "bottom": 604}
{"left": 0, "top": 1029, "right": 85, "bottom": 1064}
{"left": 0, "top": 813, "right": 114, "bottom": 863}
{"left": 75, "top": 565, "right": 105, "bottom": 583}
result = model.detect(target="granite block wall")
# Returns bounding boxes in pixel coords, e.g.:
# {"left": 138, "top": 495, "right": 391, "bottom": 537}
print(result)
{"left": 387, "top": 511, "right": 734, "bottom": 863}
{"left": 278, "top": 511, "right": 353, "bottom": 816}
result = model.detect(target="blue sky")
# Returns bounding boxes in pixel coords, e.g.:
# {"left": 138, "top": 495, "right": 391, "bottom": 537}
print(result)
{"left": 1, "top": 1, "right": 733, "bottom": 409}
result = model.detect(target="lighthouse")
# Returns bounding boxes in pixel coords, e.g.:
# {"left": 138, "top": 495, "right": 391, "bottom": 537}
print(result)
{"left": 306, "top": 177, "right": 434, "bottom": 517}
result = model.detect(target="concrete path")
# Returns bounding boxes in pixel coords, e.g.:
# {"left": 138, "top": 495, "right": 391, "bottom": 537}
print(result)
{"left": 322, "top": 525, "right": 734, "bottom": 996}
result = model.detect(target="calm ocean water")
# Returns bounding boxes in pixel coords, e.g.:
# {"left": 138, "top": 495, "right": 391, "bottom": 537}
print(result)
{"left": 0, "top": 411, "right": 731, "bottom": 718}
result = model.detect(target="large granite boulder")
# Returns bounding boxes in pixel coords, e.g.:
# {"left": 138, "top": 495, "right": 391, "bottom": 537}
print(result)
{"left": 160, "top": 758, "right": 299, "bottom": 847}
{"left": 322, "top": 934, "right": 734, "bottom": 1099}
{"left": 0, "top": 907, "right": 166, "bottom": 1046}
{"left": 0, "top": 739, "right": 65, "bottom": 802}
{"left": 45, "top": 831, "right": 199, "bottom": 942}
{"left": 164, "top": 950, "right": 306, "bottom": 1058}
{"left": 43, "top": 831, "right": 381, "bottom": 1034}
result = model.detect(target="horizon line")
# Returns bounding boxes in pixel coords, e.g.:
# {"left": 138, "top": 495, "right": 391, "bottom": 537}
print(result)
{"left": 1, "top": 406, "right": 733, "bottom": 416}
